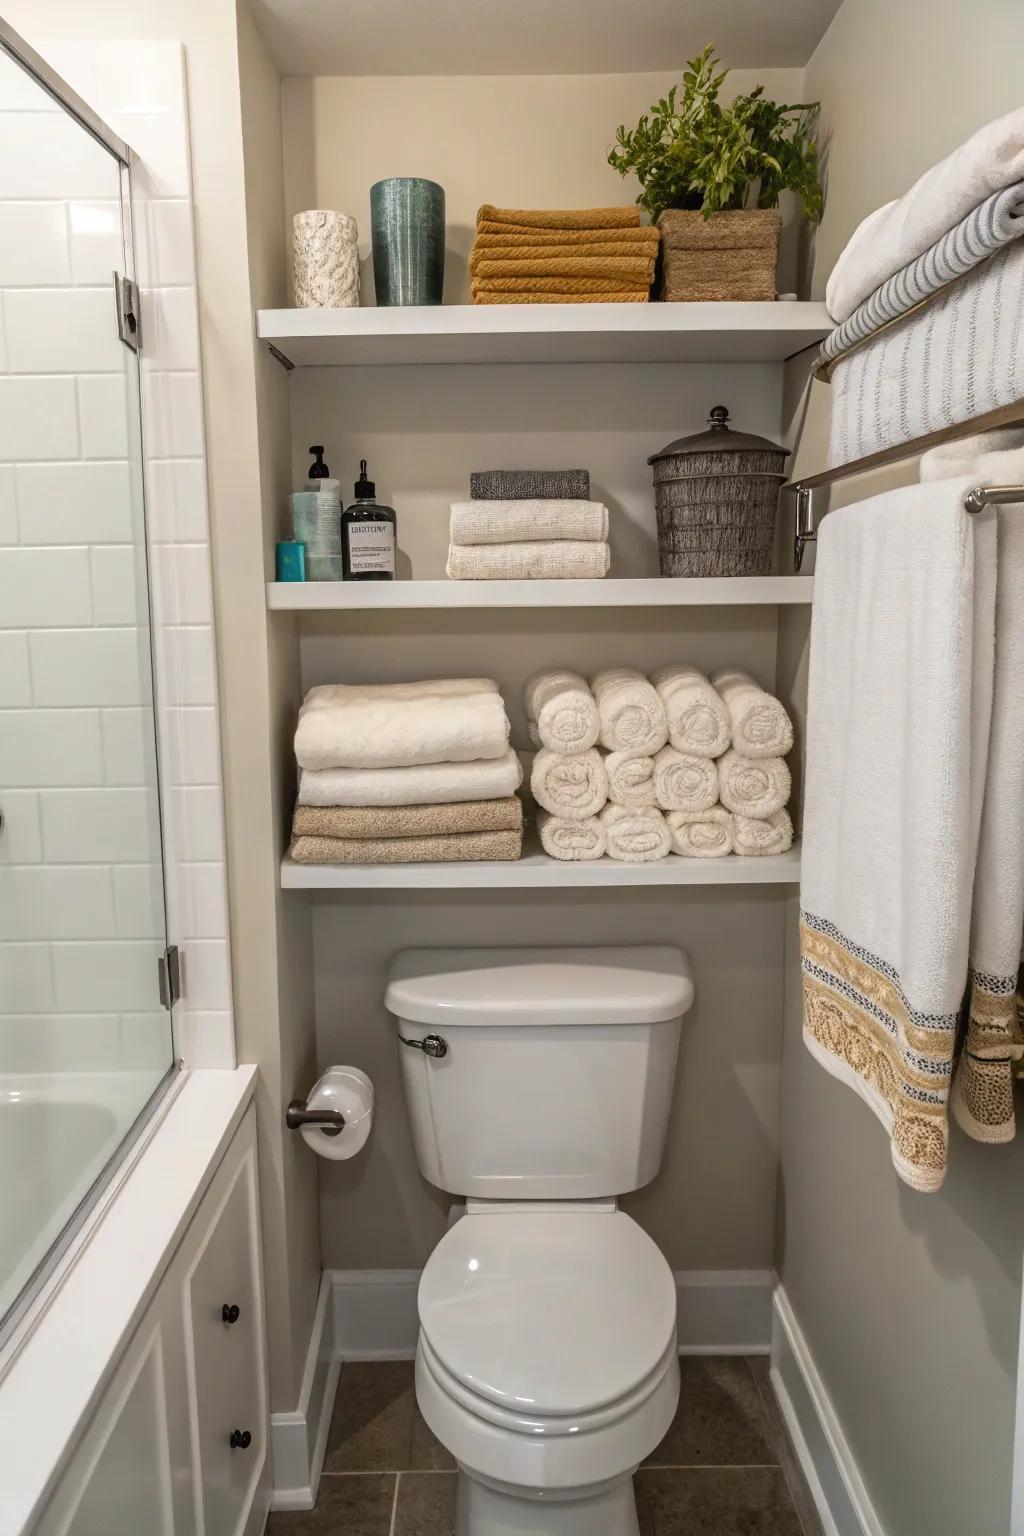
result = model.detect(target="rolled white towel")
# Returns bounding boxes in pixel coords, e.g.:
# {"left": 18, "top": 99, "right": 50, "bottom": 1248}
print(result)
{"left": 651, "top": 665, "right": 730, "bottom": 758}
{"left": 667, "top": 807, "right": 735, "bottom": 858}
{"left": 531, "top": 746, "right": 609, "bottom": 821}
{"left": 447, "top": 541, "right": 610, "bottom": 580}
{"left": 537, "top": 810, "right": 607, "bottom": 861}
{"left": 295, "top": 678, "right": 510, "bottom": 771}
{"left": 605, "top": 751, "right": 657, "bottom": 808}
{"left": 523, "top": 668, "right": 600, "bottom": 754}
{"left": 450, "top": 500, "right": 609, "bottom": 545}
{"left": 718, "top": 749, "right": 791, "bottom": 819}
{"left": 591, "top": 667, "right": 669, "bottom": 756}
{"left": 733, "top": 808, "right": 794, "bottom": 857}
{"left": 652, "top": 747, "right": 719, "bottom": 814}
{"left": 710, "top": 668, "right": 794, "bottom": 759}
{"left": 600, "top": 803, "right": 672, "bottom": 863}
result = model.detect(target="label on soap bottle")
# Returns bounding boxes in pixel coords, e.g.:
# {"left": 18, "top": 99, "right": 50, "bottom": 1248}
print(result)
{"left": 346, "top": 519, "right": 395, "bottom": 575}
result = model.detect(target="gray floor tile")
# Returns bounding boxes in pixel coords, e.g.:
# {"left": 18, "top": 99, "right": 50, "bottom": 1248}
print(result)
{"left": 747, "top": 1356, "right": 825, "bottom": 1536}
{"left": 393, "top": 1472, "right": 458, "bottom": 1535}
{"left": 410, "top": 1405, "right": 457, "bottom": 1470}
{"left": 644, "top": 1356, "right": 777, "bottom": 1467}
{"left": 635, "top": 1467, "right": 805, "bottom": 1535}
{"left": 267, "top": 1473, "right": 396, "bottom": 1535}
{"left": 324, "top": 1360, "right": 416, "bottom": 1473}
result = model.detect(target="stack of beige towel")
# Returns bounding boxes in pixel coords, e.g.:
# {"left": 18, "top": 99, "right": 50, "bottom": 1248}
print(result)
{"left": 526, "top": 666, "right": 795, "bottom": 862}
{"left": 469, "top": 205, "right": 660, "bottom": 304}
{"left": 447, "top": 494, "right": 611, "bottom": 582}
{"left": 290, "top": 679, "right": 524, "bottom": 865}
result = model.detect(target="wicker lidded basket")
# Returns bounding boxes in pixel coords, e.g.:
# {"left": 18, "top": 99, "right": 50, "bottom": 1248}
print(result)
{"left": 648, "top": 406, "right": 790, "bottom": 578}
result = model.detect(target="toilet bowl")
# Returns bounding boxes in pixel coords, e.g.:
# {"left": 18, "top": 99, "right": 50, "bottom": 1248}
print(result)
{"left": 385, "top": 945, "right": 695, "bottom": 1536}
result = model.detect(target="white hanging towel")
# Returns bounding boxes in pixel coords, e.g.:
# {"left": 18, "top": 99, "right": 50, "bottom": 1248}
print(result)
{"left": 801, "top": 475, "right": 997, "bottom": 1192}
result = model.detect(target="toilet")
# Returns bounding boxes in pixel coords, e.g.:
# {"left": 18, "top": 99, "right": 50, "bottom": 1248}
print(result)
{"left": 384, "top": 945, "right": 695, "bottom": 1536}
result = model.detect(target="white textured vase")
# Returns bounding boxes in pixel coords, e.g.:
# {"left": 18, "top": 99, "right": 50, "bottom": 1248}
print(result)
{"left": 292, "top": 209, "right": 360, "bottom": 308}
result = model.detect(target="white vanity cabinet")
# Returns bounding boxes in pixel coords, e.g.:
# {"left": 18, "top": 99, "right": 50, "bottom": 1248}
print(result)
{"left": 32, "top": 1104, "right": 270, "bottom": 1536}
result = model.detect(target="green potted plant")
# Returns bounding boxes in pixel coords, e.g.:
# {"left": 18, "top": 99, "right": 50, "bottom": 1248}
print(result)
{"left": 609, "top": 46, "right": 823, "bottom": 301}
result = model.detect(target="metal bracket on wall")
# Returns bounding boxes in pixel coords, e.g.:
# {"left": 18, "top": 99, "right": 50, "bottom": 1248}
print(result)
{"left": 268, "top": 343, "right": 294, "bottom": 371}
{"left": 794, "top": 486, "right": 816, "bottom": 572}
{"left": 158, "top": 945, "right": 181, "bottom": 1010}
{"left": 113, "top": 270, "right": 141, "bottom": 353}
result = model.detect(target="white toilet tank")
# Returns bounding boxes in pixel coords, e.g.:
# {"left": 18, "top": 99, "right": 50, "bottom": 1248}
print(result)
{"left": 384, "top": 946, "right": 694, "bottom": 1200}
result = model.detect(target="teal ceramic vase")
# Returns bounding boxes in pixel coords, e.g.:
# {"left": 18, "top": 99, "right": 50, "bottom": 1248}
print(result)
{"left": 370, "top": 177, "right": 445, "bottom": 306}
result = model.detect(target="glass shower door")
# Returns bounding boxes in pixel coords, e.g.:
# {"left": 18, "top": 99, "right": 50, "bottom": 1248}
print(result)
{"left": 0, "top": 37, "right": 175, "bottom": 1336}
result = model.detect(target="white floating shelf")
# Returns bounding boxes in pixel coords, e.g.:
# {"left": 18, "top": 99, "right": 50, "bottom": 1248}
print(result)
{"left": 281, "top": 842, "right": 800, "bottom": 890}
{"left": 258, "top": 301, "right": 831, "bottom": 368}
{"left": 267, "top": 576, "right": 813, "bottom": 610}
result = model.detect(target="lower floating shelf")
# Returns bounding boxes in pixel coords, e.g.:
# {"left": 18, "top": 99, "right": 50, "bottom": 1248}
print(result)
{"left": 280, "top": 839, "right": 800, "bottom": 890}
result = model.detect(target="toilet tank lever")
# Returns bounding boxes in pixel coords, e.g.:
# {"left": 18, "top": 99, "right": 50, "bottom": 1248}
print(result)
{"left": 399, "top": 1033, "right": 449, "bottom": 1059}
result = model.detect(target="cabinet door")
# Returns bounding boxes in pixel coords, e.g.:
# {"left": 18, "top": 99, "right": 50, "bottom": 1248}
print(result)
{"left": 181, "top": 1122, "right": 268, "bottom": 1536}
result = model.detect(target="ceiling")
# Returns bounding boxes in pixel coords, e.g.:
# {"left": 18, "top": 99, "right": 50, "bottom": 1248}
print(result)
{"left": 250, "top": 0, "right": 845, "bottom": 77}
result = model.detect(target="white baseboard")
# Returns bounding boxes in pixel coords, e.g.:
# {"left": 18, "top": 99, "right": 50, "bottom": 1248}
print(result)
{"left": 270, "top": 1273, "right": 341, "bottom": 1512}
{"left": 771, "top": 1286, "right": 884, "bottom": 1536}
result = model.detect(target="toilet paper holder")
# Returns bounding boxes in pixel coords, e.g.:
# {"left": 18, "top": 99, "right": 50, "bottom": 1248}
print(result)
{"left": 286, "top": 1100, "right": 345, "bottom": 1137}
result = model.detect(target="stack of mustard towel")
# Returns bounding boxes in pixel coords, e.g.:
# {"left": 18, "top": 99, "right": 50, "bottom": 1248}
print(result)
{"left": 289, "top": 680, "right": 524, "bottom": 865}
{"left": 447, "top": 467, "right": 610, "bottom": 581}
{"left": 470, "top": 205, "right": 660, "bottom": 304}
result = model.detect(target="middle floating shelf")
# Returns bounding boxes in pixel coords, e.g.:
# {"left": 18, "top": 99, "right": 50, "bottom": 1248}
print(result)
{"left": 267, "top": 576, "right": 813, "bottom": 611}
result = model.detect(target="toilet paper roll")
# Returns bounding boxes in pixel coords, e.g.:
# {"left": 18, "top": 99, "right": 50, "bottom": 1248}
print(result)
{"left": 300, "top": 1066, "right": 374, "bottom": 1161}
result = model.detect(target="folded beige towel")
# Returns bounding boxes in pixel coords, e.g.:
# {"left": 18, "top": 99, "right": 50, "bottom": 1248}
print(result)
{"left": 470, "top": 273, "right": 648, "bottom": 293}
{"left": 651, "top": 665, "right": 731, "bottom": 759}
{"left": 472, "top": 257, "right": 656, "bottom": 283}
{"left": 591, "top": 667, "right": 669, "bottom": 755}
{"left": 605, "top": 751, "right": 657, "bottom": 808}
{"left": 292, "top": 797, "right": 523, "bottom": 841}
{"left": 297, "top": 749, "right": 523, "bottom": 807}
{"left": 652, "top": 746, "right": 719, "bottom": 813}
{"left": 537, "top": 810, "right": 607, "bottom": 861}
{"left": 447, "top": 541, "right": 610, "bottom": 580}
{"left": 531, "top": 746, "right": 609, "bottom": 821}
{"left": 471, "top": 246, "right": 657, "bottom": 269}
{"left": 600, "top": 803, "right": 671, "bottom": 862}
{"left": 477, "top": 205, "right": 642, "bottom": 230}
{"left": 289, "top": 828, "right": 523, "bottom": 865}
{"left": 472, "top": 290, "right": 651, "bottom": 304}
{"left": 667, "top": 807, "right": 736, "bottom": 858}
{"left": 718, "top": 749, "right": 791, "bottom": 819}
{"left": 450, "top": 501, "right": 609, "bottom": 545}
{"left": 295, "top": 679, "right": 510, "bottom": 771}
{"left": 523, "top": 668, "right": 600, "bottom": 754}
{"left": 473, "top": 227, "right": 660, "bottom": 248}
{"left": 710, "top": 668, "right": 794, "bottom": 759}
{"left": 733, "top": 808, "right": 794, "bottom": 857}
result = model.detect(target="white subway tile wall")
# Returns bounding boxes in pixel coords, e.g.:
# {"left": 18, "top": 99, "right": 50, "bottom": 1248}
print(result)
{"left": 0, "top": 44, "right": 234, "bottom": 1069}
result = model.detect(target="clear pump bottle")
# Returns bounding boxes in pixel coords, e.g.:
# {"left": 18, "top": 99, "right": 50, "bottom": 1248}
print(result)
{"left": 341, "top": 460, "right": 396, "bottom": 581}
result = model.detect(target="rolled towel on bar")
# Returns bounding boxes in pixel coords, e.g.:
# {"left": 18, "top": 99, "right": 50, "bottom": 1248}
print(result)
{"left": 711, "top": 668, "right": 794, "bottom": 759}
{"left": 652, "top": 747, "right": 719, "bottom": 813}
{"left": 295, "top": 679, "right": 510, "bottom": 771}
{"left": 651, "top": 665, "right": 731, "bottom": 758}
{"left": 591, "top": 667, "right": 669, "bottom": 756}
{"left": 605, "top": 751, "right": 657, "bottom": 808}
{"left": 292, "top": 797, "right": 523, "bottom": 841}
{"left": 470, "top": 468, "right": 589, "bottom": 500}
{"left": 450, "top": 500, "right": 609, "bottom": 545}
{"left": 599, "top": 803, "right": 671, "bottom": 862}
{"left": 447, "top": 541, "right": 610, "bottom": 580}
{"left": 667, "top": 807, "right": 735, "bottom": 858}
{"left": 718, "top": 749, "right": 791, "bottom": 819}
{"left": 732, "top": 808, "right": 794, "bottom": 857}
{"left": 289, "top": 828, "right": 523, "bottom": 866}
{"left": 524, "top": 668, "right": 600, "bottom": 754}
{"left": 531, "top": 746, "right": 608, "bottom": 821}
{"left": 297, "top": 749, "right": 523, "bottom": 808}
{"left": 537, "top": 810, "right": 607, "bottom": 862}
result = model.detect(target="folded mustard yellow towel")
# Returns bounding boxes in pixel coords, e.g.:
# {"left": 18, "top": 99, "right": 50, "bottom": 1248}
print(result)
{"left": 292, "top": 797, "right": 523, "bottom": 840}
{"left": 472, "top": 229, "right": 659, "bottom": 250}
{"left": 473, "top": 256, "right": 655, "bottom": 282}
{"left": 477, "top": 204, "right": 641, "bottom": 230}
{"left": 472, "top": 290, "right": 651, "bottom": 304}
{"left": 471, "top": 275, "right": 646, "bottom": 295}
{"left": 289, "top": 828, "right": 523, "bottom": 865}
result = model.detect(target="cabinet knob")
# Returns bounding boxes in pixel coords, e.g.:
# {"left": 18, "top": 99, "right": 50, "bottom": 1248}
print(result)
{"left": 222, "top": 1303, "right": 241, "bottom": 1324}
{"left": 229, "top": 1429, "right": 252, "bottom": 1450}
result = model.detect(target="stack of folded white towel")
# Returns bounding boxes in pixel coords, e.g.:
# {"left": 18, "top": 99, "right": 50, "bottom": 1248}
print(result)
{"left": 526, "top": 665, "right": 794, "bottom": 862}
{"left": 446, "top": 469, "right": 611, "bottom": 581}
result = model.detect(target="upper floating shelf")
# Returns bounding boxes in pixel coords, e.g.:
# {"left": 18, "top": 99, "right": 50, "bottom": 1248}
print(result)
{"left": 267, "top": 576, "right": 812, "bottom": 610}
{"left": 257, "top": 301, "right": 832, "bottom": 368}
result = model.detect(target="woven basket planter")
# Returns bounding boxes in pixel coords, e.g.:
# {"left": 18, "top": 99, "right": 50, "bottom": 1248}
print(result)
{"left": 656, "top": 209, "right": 782, "bottom": 301}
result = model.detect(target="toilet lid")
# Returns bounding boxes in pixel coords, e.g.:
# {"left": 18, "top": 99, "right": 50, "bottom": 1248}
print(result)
{"left": 418, "top": 1211, "right": 676, "bottom": 1418}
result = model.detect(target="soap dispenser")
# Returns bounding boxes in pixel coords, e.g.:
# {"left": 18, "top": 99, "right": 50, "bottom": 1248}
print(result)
{"left": 341, "top": 460, "right": 397, "bottom": 581}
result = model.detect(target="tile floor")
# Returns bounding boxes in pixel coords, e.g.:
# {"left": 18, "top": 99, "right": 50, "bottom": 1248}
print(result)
{"left": 267, "top": 1356, "right": 824, "bottom": 1535}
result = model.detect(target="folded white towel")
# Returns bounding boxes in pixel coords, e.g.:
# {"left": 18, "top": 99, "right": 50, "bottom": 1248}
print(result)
{"left": 294, "top": 678, "right": 510, "bottom": 771}
{"left": 297, "top": 749, "right": 524, "bottom": 807}
{"left": 652, "top": 747, "right": 719, "bottom": 814}
{"left": 605, "top": 751, "right": 657, "bottom": 808}
{"left": 537, "top": 810, "right": 607, "bottom": 861}
{"left": 523, "top": 668, "right": 600, "bottom": 754}
{"left": 530, "top": 746, "right": 609, "bottom": 821}
{"left": 450, "top": 500, "right": 609, "bottom": 545}
{"left": 718, "top": 749, "right": 791, "bottom": 819}
{"left": 591, "top": 667, "right": 669, "bottom": 756}
{"left": 667, "top": 807, "right": 735, "bottom": 858}
{"left": 710, "top": 668, "right": 794, "bottom": 759}
{"left": 447, "top": 541, "right": 610, "bottom": 580}
{"left": 651, "top": 665, "right": 730, "bottom": 758}
{"left": 734, "top": 809, "right": 794, "bottom": 857}
{"left": 826, "top": 106, "right": 1024, "bottom": 322}
{"left": 600, "top": 803, "right": 671, "bottom": 863}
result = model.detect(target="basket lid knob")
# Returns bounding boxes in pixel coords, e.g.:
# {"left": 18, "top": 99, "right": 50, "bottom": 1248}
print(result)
{"left": 647, "top": 404, "right": 789, "bottom": 464}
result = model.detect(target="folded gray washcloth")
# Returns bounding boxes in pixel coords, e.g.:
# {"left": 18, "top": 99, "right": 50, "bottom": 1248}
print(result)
{"left": 470, "top": 469, "right": 590, "bottom": 500}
